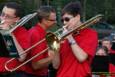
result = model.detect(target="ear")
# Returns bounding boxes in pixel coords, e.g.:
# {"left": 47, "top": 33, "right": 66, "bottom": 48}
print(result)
{"left": 76, "top": 14, "right": 80, "bottom": 21}
{"left": 73, "top": 14, "right": 80, "bottom": 24}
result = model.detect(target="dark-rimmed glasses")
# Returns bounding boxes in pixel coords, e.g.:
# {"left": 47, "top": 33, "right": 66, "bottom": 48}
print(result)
{"left": 61, "top": 17, "right": 73, "bottom": 22}
{"left": 0, "top": 12, "right": 16, "bottom": 19}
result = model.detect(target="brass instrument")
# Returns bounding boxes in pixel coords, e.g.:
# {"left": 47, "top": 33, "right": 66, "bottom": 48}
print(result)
{"left": 0, "top": 20, "right": 5, "bottom": 25}
{"left": 1, "top": 12, "right": 37, "bottom": 34}
{"left": 5, "top": 14, "right": 103, "bottom": 72}
{"left": 0, "top": 12, "right": 37, "bottom": 57}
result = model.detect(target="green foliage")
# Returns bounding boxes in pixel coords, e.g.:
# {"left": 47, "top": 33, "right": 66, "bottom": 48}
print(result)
{"left": 85, "top": 0, "right": 115, "bottom": 24}
{"left": 0, "top": 0, "right": 115, "bottom": 28}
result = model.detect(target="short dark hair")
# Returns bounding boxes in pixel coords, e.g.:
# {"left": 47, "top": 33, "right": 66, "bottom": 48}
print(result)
{"left": 37, "top": 6, "right": 56, "bottom": 22}
{"left": 4, "top": 2, "right": 23, "bottom": 18}
{"left": 102, "top": 37, "right": 112, "bottom": 44}
{"left": 62, "top": 1, "right": 82, "bottom": 17}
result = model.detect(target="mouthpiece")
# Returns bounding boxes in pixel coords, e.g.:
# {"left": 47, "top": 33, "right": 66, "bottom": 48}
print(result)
{"left": 0, "top": 20, "right": 5, "bottom": 25}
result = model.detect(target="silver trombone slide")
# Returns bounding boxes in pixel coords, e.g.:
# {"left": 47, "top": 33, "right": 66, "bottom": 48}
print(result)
{"left": 5, "top": 38, "right": 47, "bottom": 72}
{"left": 8, "top": 12, "right": 37, "bottom": 34}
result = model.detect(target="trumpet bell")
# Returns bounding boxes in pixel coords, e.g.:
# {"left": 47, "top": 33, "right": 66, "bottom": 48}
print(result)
{"left": 46, "top": 32, "right": 60, "bottom": 52}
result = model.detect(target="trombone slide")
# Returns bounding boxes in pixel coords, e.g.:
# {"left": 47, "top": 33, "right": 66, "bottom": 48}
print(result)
{"left": 4, "top": 14, "right": 103, "bottom": 72}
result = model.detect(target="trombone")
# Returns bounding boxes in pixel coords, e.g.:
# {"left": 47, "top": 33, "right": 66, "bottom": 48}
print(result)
{"left": 0, "top": 12, "right": 37, "bottom": 34}
{"left": 5, "top": 14, "right": 103, "bottom": 72}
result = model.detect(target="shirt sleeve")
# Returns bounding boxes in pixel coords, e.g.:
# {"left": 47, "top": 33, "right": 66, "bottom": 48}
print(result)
{"left": 78, "top": 29, "right": 98, "bottom": 58}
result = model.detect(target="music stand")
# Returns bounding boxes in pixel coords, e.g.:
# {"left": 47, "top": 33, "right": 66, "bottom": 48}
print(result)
{"left": 91, "top": 55, "right": 109, "bottom": 75}
{"left": 109, "top": 53, "right": 115, "bottom": 65}
{"left": 0, "top": 33, "right": 19, "bottom": 57}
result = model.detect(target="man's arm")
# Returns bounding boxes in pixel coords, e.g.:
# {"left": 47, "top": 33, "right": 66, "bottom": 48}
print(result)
{"left": 31, "top": 50, "right": 55, "bottom": 70}
{"left": 11, "top": 33, "right": 27, "bottom": 62}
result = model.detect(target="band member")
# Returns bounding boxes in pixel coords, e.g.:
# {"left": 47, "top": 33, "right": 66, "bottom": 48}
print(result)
{"left": 0, "top": 2, "right": 31, "bottom": 77}
{"left": 28, "top": 6, "right": 59, "bottom": 77}
{"left": 101, "top": 37, "right": 115, "bottom": 77}
{"left": 56, "top": 1, "right": 98, "bottom": 77}
{"left": 101, "top": 37, "right": 114, "bottom": 53}
{"left": 96, "top": 46, "right": 108, "bottom": 56}
{"left": 92, "top": 46, "right": 109, "bottom": 77}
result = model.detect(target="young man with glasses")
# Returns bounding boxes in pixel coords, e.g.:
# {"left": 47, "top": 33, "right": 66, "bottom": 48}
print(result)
{"left": 0, "top": 2, "right": 32, "bottom": 77}
{"left": 28, "top": 6, "right": 60, "bottom": 77}
{"left": 56, "top": 1, "right": 98, "bottom": 77}
{"left": 0, "top": 2, "right": 22, "bottom": 29}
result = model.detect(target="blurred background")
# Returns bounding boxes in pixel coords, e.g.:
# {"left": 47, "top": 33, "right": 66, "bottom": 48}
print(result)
{"left": 0, "top": 0, "right": 115, "bottom": 39}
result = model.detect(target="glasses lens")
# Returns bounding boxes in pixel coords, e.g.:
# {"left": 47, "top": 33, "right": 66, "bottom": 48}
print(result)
{"left": 61, "top": 17, "right": 70, "bottom": 22}
{"left": 0, "top": 12, "right": 16, "bottom": 19}
{"left": 64, "top": 17, "right": 70, "bottom": 22}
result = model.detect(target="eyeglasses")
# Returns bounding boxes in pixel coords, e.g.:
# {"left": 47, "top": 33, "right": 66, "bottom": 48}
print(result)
{"left": 61, "top": 17, "right": 73, "bottom": 22}
{"left": 0, "top": 12, "right": 16, "bottom": 19}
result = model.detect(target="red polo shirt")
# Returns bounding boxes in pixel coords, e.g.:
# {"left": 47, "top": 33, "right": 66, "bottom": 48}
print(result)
{"left": 56, "top": 28, "right": 98, "bottom": 77}
{"left": 0, "top": 26, "right": 30, "bottom": 73}
{"left": 27, "top": 24, "right": 48, "bottom": 76}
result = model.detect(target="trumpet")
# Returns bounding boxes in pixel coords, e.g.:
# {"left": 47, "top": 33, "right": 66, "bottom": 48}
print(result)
{"left": 5, "top": 14, "right": 103, "bottom": 72}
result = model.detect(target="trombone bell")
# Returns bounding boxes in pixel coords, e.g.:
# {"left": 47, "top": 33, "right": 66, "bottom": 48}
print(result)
{"left": 4, "top": 14, "right": 103, "bottom": 72}
{"left": 46, "top": 32, "right": 60, "bottom": 52}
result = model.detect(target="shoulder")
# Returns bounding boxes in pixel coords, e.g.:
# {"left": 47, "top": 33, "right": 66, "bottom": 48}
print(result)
{"left": 81, "top": 28, "right": 98, "bottom": 36}
{"left": 13, "top": 26, "right": 28, "bottom": 35}
{"left": 83, "top": 28, "right": 97, "bottom": 33}
{"left": 28, "top": 25, "right": 45, "bottom": 42}
{"left": 28, "top": 26, "right": 37, "bottom": 34}
{"left": 28, "top": 24, "right": 41, "bottom": 34}
{"left": 79, "top": 28, "right": 98, "bottom": 41}
{"left": 28, "top": 26, "right": 40, "bottom": 38}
